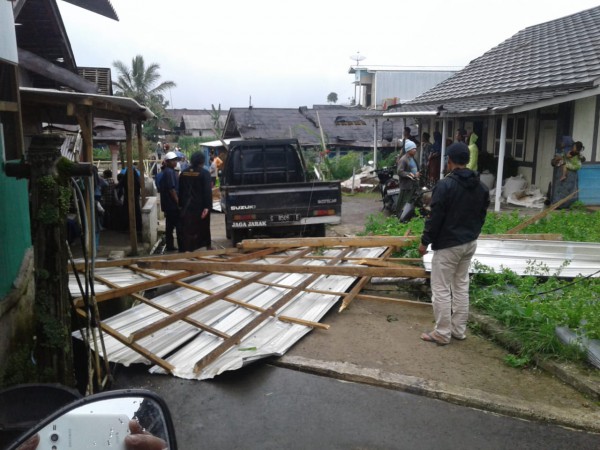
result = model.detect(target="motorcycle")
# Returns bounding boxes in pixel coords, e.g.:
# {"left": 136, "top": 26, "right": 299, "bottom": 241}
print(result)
{"left": 397, "top": 176, "right": 433, "bottom": 223}
{"left": 372, "top": 166, "right": 401, "bottom": 214}
{"left": 4, "top": 387, "right": 178, "bottom": 450}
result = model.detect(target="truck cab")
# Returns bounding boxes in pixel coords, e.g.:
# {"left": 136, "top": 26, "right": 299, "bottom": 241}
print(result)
{"left": 219, "top": 139, "right": 341, "bottom": 244}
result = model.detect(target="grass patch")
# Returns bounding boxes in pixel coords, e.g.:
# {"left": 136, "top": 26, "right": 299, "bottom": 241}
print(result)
{"left": 363, "top": 208, "right": 600, "bottom": 365}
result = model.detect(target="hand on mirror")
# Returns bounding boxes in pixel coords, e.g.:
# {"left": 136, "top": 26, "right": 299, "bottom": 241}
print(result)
{"left": 125, "top": 419, "right": 167, "bottom": 450}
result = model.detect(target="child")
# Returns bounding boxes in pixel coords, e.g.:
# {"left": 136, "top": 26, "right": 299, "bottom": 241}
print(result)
{"left": 560, "top": 141, "right": 584, "bottom": 181}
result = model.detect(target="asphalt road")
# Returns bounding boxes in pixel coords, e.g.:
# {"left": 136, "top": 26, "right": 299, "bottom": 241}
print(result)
{"left": 112, "top": 363, "right": 600, "bottom": 450}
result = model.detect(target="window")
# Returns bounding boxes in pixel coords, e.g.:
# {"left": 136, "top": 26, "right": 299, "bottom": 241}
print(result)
{"left": 494, "top": 115, "right": 526, "bottom": 161}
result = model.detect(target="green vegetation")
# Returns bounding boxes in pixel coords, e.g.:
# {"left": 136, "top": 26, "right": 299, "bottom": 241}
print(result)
{"left": 363, "top": 207, "right": 600, "bottom": 365}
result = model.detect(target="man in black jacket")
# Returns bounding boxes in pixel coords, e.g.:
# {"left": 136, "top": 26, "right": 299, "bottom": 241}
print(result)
{"left": 418, "top": 143, "right": 490, "bottom": 345}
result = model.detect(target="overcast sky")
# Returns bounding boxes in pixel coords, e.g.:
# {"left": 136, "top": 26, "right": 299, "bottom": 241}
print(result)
{"left": 57, "top": 0, "right": 600, "bottom": 110}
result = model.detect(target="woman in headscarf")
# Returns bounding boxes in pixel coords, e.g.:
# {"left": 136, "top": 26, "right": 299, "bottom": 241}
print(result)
{"left": 178, "top": 151, "right": 212, "bottom": 251}
{"left": 466, "top": 131, "right": 479, "bottom": 171}
{"left": 550, "top": 136, "right": 584, "bottom": 207}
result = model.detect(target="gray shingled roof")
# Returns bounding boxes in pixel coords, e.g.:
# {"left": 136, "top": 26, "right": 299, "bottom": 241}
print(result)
{"left": 403, "top": 6, "right": 600, "bottom": 114}
{"left": 223, "top": 107, "right": 386, "bottom": 148}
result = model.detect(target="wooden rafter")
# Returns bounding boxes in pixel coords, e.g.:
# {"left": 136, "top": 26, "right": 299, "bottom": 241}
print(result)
{"left": 127, "top": 249, "right": 313, "bottom": 343}
{"left": 192, "top": 248, "right": 354, "bottom": 373}
{"left": 138, "top": 259, "right": 428, "bottom": 278}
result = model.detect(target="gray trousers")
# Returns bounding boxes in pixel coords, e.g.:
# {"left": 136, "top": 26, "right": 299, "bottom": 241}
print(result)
{"left": 430, "top": 240, "right": 477, "bottom": 341}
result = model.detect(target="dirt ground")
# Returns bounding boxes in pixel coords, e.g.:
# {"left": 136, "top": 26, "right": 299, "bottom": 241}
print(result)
{"left": 210, "top": 193, "right": 598, "bottom": 411}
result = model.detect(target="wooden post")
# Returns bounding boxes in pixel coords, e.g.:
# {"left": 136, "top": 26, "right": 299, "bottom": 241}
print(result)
{"left": 136, "top": 122, "right": 146, "bottom": 206}
{"left": 124, "top": 119, "right": 138, "bottom": 255}
{"left": 28, "top": 135, "right": 75, "bottom": 386}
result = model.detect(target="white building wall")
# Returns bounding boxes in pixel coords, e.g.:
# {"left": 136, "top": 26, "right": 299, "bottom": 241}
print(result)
{"left": 572, "top": 96, "right": 597, "bottom": 162}
{"left": 374, "top": 71, "right": 455, "bottom": 108}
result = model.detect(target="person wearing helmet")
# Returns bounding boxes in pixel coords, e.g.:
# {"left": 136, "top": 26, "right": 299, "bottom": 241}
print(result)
{"left": 395, "top": 140, "right": 420, "bottom": 214}
{"left": 159, "top": 151, "right": 182, "bottom": 252}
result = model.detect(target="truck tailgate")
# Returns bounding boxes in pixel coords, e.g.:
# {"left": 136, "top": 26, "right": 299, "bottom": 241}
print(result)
{"left": 222, "top": 181, "right": 341, "bottom": 227}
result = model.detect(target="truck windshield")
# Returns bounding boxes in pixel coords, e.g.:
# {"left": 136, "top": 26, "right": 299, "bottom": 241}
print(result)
{"left": 230, "top": 144, "right": 305, "bottom": 185}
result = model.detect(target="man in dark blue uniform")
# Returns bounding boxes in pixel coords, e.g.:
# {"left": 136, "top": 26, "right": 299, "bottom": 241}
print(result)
{"left": 159, "top": 151, "right": 181, "bottom": 252}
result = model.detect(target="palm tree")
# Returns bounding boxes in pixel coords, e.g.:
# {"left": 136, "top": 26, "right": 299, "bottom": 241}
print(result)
{"left": 113, "top": 55, "right": 176, "bottom": 140}
{"left": 112, "top": 55, "right": 176, "bottom": 110}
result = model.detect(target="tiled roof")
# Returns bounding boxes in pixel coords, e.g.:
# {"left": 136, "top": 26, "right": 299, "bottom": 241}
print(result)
{"left": 224, "top": 107, "right": 385, "bottom": 148}
{"left": 407, "top": 6, "right": 600, "bottom": 112}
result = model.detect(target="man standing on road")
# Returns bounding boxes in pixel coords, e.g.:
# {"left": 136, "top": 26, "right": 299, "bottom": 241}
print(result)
{"left": 159, "top": 151, "right": 182, "bottom": 252}
{"left": 418, "top": 143, "right": 490, "bottom": 345}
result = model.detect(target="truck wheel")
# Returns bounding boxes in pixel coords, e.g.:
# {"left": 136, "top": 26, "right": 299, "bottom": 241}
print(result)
{"left": 225, "top": 217, "right": 231, "bottom": 239}
{"left": 231, "top": 229, "right": 246, "bottom": 246}
{"left": 313, "top": 224, "right": 326, "bottom": 237}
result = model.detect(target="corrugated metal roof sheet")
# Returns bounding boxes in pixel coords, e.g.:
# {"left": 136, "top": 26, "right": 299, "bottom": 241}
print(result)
{"left": 72, "top": 246, "right": 388, "bottom": 380}
{"left": 423, "top": 239, "right": 600, "bottom": 278}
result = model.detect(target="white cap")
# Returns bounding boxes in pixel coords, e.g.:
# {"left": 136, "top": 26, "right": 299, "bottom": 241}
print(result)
{"left": 164, "top": 151, "right": 179, "bottom": 160}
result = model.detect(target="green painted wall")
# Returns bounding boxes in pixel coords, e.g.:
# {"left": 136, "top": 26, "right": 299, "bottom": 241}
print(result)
{"left": 0, "top": 130, "right": 31, "bottom": 297}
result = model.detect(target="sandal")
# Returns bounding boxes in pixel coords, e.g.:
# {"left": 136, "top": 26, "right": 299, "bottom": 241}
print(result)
{"left": 420, "top": 331, "right": 449, "bottom": 346}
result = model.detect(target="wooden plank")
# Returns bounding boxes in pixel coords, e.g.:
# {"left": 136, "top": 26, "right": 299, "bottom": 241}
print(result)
{"left": 139, "top": 260, "right": 428, "bottom": 278}
{"left": 193, "top": 248, "right": 354, "bottom": 373}
{"left": 356, "top": 293, "right": 432, "bottom": 307}
{"left": 244, "top": 254, "right": 424, "bottom": 265}
{"left": 74, "top": 308, "right": 175, "bottom": 373}
{"left": 73, "top": 269, "right": 192, "bottom": 307}
{"left": 211, "top": 271, "right": 432, "bottom": 304}
{"left": 505, "top": 190, "right": 578, "bottom": 235}
{"left": 226, "top": 247, "right": 280, "bottom": 262}
{"left": 128, "top": 249, "right": 313, "bottom": 343}
{"left": 354, "top": 258, "right": 414, "bottom": 268}
{"left": 72, "top": 247, "right": 240, "bottom": 271}
{"left": 339, "top": 247, "right": 394, "bottom": 312}
{"left": 94, "top": 272, "right": 230, "bottom": 340}
{"left": 238, "top": 236, "right": 418, "bottom": 250}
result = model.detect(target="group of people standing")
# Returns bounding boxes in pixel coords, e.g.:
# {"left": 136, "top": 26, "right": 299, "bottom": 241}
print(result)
{"left": 158, "top": 150, "right": 213, "bottom": 253}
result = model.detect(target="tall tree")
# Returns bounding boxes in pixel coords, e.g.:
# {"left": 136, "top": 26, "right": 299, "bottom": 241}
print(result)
{"left": 112, "top": 55, "right": 175, "bottom": 106}
{"left": 327, "top": 92, "right": 338, "bottom": 104}
{"left": 205, "top": 103, "right": 223, "bottom": 137}
{"left": 112, "top": 55, "right": 176, "bottom": 139}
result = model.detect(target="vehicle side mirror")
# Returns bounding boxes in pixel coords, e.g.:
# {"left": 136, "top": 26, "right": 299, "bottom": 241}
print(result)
{"left": 8, "top": 389, "right": 177, "bottom": 450}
